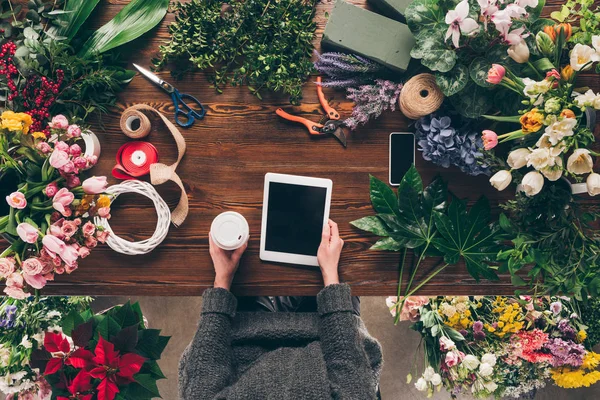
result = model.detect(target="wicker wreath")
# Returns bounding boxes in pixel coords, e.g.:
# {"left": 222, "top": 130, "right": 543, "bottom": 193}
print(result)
{"left": 94, "top": 180, "right": 171, "bottom": 255}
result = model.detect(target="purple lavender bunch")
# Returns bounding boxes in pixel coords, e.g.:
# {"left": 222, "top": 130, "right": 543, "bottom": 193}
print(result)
{"left": 314, "top": 51, "right": 387, "bottom": 88}
{"left": 344, "top": 80, "right": 402, "bottom": 130}
{"left": 0, "top": 305, "right": 17, "bottom": 329}
{"left": 416, "top": 114, "right": 490, "bottom": 176}
{"left": 545, "top": 337, "right": 586, "bottom": 367}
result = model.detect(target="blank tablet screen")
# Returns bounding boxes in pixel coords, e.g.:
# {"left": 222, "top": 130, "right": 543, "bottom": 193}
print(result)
{"left": 265, "top": 182, "right": 327, "bottom": 256}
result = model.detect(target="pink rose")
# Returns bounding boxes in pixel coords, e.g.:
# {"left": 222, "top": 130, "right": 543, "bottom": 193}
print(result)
{"left": 50, "top": 115, "right": 69, "bottom": 129}
{"left": 61, "top": 161, "right": 76, "bottom": 174}
{"left": 78, "top": 247, "right": 91, "bottom": 259}
{"left": 486, "top": 64, "right": 505, "bottom": 85}
{"left": 49, "top": 149, "right": 69, "bottom": 169}
{"left": 482, "top": 130, "right": 498, "bottom": 151}
{"left": 45, "top": 182, "right": 58, "bottom": 197}
{"left": 445, "top": 351, "right": 461, "bottom": 368}
{"left": 96, "top": 230, "right": 109, "bottom": 243}
{"left": 69, "top": 144, "right": 82, "bottom": 157}
{"left": 65, "top": 261, "right": 78, "bottom": 274}
{"left": 82, "top": 176, "right": 108, "bottom": 194}
{"left": 16, "top": 222, "right": 39, "bottom": 243}
{"left": 97, "top": 207, "right": 111, "bottom": 219}
{"left": 87, "top": 155, "right": 98, "bottom": 166}
{"left": 22, "top": 257, "right": 45, "bottom": 277}
{"left": 61, "top": 220, "right": 79, "bottom": 239}
{"left": 55, "top": 141, "right": 69, "bottom": 152}
{"left": 73, "top": 157, "right": 88, "bottom": 169}
{"left": 85, "top": 236, "right": 98, "bottom": 248}
{"left": 66, "top": 175, "right": 80, "bottom": 188}
{"left": 4, "top": 273, "right": 28, "bottom": 299}
{"left": 6, "top": 191, "right": 27, "bottom": 209}
{"left": 67, "top": 125, "right": 81, "bottom": 138}
{"left": 37, "top": 141, "right": 52, "bottom": 153}
{"left": 52, "top": 188, "right": 74, "bottom": 216}
{"left": 82, "top": 221, "right": 96, "bottom": 237}
{"left": 0, "top": 257, "right": 15, "bottom": 278}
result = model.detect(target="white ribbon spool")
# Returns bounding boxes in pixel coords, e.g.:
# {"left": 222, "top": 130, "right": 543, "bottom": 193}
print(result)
{"left": 82, "top": 131, "right": 101, "bottom": 170}
{"left": 94, "top": 180, "right": 171, "bottom": 255}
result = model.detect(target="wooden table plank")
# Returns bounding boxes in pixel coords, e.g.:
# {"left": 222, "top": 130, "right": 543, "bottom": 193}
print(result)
{"left": 3, "top": 0, "right": 599, "bottom": 296}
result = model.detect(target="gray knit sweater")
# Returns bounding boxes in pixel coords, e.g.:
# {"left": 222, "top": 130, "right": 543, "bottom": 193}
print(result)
{"left": 179, "top": 283, "right": 383, "bottom": 399}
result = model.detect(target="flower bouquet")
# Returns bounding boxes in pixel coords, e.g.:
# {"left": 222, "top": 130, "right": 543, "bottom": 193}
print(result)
{"left": 391, "top": 295, "right": 600, "bottom": 398}
{"left": 41, "top": 302, "right": 169, "bottom": 400}
{"left": 0, "top": 111, "right": 112, "bottom": 299}
{"left": 0, "top": 296, "right": 92, "bottom": 399}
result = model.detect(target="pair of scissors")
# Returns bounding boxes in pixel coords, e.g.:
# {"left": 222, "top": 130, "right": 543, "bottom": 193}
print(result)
{"left": 133, "top": 64, "right": 206, "bottom": 128}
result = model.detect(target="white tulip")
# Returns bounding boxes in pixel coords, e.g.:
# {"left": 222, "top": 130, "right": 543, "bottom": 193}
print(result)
{"left": 462, "top": 355, "right": 480, "bottom": 370}
{"left": 481, "top": 353, "right": 497, "bottom": 367}
{"left": 415, "top": 377, "right": 428, "bottom": 392}
{"left": 521, "top": 171, "right": 545, "bottom": 196}
{"left": 541, "top": 157, "right": 563, "bottom": 181}
{"left": 527, "top": 147, "right": 554, "bottom": 170}
{"left": 567, "top": 149, "right": 594, "bottom": 175}
{"left": 490, "top": 170, "right": 512, "bottom": 191}
{"left": 587, "top": 173, "right": 600, "bottom": 196}
{"left": 507, "top": 148, "right": 530, "bottom": 169}
{"left": 570, "top": 43, "right": 600, "bottom": 71}
{"left": 478, "top": 362, "right": 494, "bottom": 377}
{"left": 507, "top": 40, "right": 530, "bottom": 63}
{"left": 431, "top": 373, "right": 442, "bottom": 386}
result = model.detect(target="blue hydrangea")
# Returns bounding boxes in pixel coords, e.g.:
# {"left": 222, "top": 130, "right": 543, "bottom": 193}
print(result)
{"left": 416, "top": 114, "right": 490, "bottom": 176}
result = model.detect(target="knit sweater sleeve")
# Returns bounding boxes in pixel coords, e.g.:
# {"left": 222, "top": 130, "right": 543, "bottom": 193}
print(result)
{"left": 317, "top": 283, "right": 379, "bottom": 400}
{"left": 178, "top": 287, "right": 237, "bottom": 400}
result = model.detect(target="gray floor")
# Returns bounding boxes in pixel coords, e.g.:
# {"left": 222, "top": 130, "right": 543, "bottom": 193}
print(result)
{"left": 89, "top": 296, "right": 600, "bottom": 400}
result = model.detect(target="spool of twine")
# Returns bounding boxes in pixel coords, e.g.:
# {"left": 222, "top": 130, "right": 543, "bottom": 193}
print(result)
{"left": 399, "top": 73, "right": 444, "bottom": 120}
{"left": 120, "top": 107, "right": 152, "bottom": 138}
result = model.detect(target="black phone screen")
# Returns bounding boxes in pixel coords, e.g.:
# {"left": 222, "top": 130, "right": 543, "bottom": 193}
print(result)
{"left": 390, "top": 133, "right": 415, "bottom": 185}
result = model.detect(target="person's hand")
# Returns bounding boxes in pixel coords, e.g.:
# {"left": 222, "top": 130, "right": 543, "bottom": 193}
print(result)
{"left": 209, "top": 234, "right": 248, "bottom": 290}
{"left": 317, "top": 219, "right": 344, "bottom": 286}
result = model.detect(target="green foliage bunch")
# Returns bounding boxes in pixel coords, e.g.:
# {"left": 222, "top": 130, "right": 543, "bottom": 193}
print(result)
{"left": 154, "top": 0, "right": 318, "bottom": 104}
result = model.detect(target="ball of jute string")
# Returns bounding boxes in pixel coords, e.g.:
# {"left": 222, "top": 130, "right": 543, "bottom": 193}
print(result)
{"left": 120, "top": 108, "right": 152, "bottom": 139}
{"left": 399, "top": 73, "right": 444, "bottom": 120}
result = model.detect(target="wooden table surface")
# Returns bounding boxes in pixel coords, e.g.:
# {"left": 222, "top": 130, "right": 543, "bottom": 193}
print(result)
{"left": 19, "top": 0, "right": 599, "bottom": 296}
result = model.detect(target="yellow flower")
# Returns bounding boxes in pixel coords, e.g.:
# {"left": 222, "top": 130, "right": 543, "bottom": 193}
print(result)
{"left": 582, "top": 352, "right": 600, "bottom": 370}
{"left": 97, "top": 195, "right": 111, "bottom": 208}
{"left": 577, "top": 330, "right": 588, "bottom": 343}
{"left": 1, "top": 111, "right": 33, "bottom": 134}
{"left": 561, "top": 65, "right": 574, "bottom": 82}
{"left": 32, "top": 131, "right": 46, "bottom": 140}
{"left": 520, "top": 108, "right": 544, "bottom": 133}
{"left": 551, "top": 368, "right": 600, "bottom": 389}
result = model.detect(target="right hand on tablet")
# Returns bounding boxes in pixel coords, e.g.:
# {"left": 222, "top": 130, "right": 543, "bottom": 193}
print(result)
{"left": 209, "top": 234, "right": 247, "bottom": 291}
{"left": 317, "top": 219, "right": 344, "bottom": 286}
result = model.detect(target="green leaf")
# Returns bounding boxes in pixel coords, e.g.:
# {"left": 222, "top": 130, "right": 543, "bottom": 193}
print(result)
{"left": 144, "top": 360, "right": 167, "bottom": 380}
{"left": 444, "top": 327, "right": 466, "bottom": 342}
{"left": 469, "top": 57, "right": 493, "bottom": 88}
{"left": 550, "top": 5, "right": 569, "bottom": 22}
{"left": 421, "top": 46, "right": 457, "bottom": 73}
{"left": 127, "top": 374, "right": 161, "bottom": 399}
{"left": 52, "top": 0, "right": 100, "bottom": 40}
{"left": 450, "top": 82, "right": 493, "bottom": 118}
{"left": 369, "top": 175, "right": 400, "bottom": 218}
{"left": 350, "top": 216, "right": 390, "bottom": 237}
{"left": 79, "top": 0, "right": 169, "bottom": 58}
{"left": 435, "top": 64, "right": 468, "bottom": 96}
{"left": 96, "top": 315, "right": 121, "bottom": 341}
{"left": 62, "top": 309, "right": 84, "bottom": 337}
{"left": 405, "top": 0, "right": 445, "bottom": 33}
{"left": 432, "top": 196, "right": 500, "bottom": 282}
{"left": 371, "top": 237, "right": 404, "bottom": 250}
{"left": 511, "top": 275, "right": 528, "bottom": 287}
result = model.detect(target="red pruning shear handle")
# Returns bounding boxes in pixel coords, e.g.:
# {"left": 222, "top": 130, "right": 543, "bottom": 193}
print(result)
{"left": 317, "top": 77, "right": 339, "bottom": 121}
{"left": 276, "top": 109, "right": 324, "bottom": 136}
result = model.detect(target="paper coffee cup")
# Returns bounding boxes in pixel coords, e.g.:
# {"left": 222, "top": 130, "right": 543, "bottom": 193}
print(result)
{"left": 210, "top": 212, "right": 249, "bottom": 250}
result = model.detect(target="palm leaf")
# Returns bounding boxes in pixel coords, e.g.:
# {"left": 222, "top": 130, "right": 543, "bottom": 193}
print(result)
{"left": 53, "top": 0, "right": 101, "bottom": 40}
{"left": 79, "top": 0, "right": 169, "bottom": 58}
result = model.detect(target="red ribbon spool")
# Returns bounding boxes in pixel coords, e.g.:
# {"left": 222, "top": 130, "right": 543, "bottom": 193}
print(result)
{"left": 112, "top": 141, "right": 159, "bottom": 180}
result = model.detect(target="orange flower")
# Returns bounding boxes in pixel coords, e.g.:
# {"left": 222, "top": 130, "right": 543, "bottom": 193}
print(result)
{"left": 561, "top": 65, "right": 574, "bottom": 82}
{"left": 560, "top": 109, "right": 576, "bottom": 119}
{"left": 520, "top": 108, "right": 544, "bottom": 133}
{"left": 97, "top": 195, "right": 111, "bottom": 209}
{"left": 545, "top": 23, "right": 572, "bottom": 42}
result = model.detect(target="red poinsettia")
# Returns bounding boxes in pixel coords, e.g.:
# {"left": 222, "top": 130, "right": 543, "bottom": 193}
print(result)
{"left": 58, "top": 371, "right": 94, "bottom": 400}
{"left": 44, "top": 332, "right": 94, "bottom": 375}
{"left": 87, "top": 336, "right": 147, "bottom": 400}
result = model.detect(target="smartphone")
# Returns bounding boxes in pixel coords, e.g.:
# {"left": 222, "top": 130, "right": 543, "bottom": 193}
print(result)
{"left": 389, "top": 132, "right": 415, "bottom": 186}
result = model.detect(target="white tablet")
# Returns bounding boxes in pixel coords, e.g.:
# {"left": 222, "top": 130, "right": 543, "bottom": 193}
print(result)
{"left": 260, "top": 173, "right": 333, "bottom": 266}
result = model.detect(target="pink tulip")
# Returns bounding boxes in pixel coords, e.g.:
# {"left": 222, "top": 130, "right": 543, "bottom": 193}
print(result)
{"left": 16, "top": 222, "right": 39, "bottom": 243}
{"left": 42, "top": 234, "right": 78, "bottom": 265}
{"left": 45, "top": 182, "right": 58, "bottom": 197}
{"left": 482, "top": 130, "right": 499, "bottom": 150}
{"left": 67, "top": 124, "right": 81, "bottom": 138}
{"left": 82, "top": 176, "right": 108, "bottom": 194}
{"left": 6, "top": 192, "right": 27, "bottom": 209}
{"left": 49, "top": 149, "right": 69, "bottom": 169}
{"left": 49, "top": 115, "right": 69, "bottom": 129}
{"left": 52, "top": 188, "right": 74, "bottom": 216}
{"left": 486, "top": 64, "right": 506, "bottom": 84}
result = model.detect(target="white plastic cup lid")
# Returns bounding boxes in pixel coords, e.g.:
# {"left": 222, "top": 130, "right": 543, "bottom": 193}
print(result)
{"left": 210, "top": 211, "right": 249, "bottom": 250}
